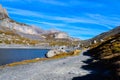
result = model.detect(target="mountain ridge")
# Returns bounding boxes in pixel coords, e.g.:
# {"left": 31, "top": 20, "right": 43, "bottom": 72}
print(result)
{"left": 0, "top": 5, "right": 74, "bottom": 40}
{"left": 0, "top": 4, "right": 80, "bottom": 47}
{"left": 81, "top": 26, "right": 120, "bottom": 47}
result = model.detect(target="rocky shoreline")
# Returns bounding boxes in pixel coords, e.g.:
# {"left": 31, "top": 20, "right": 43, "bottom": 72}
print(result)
{"left": 0, "top": 50, "right": 91, "bottom": 80}
{"left": 0, "top": 49, "right": 81, "bottom": 68}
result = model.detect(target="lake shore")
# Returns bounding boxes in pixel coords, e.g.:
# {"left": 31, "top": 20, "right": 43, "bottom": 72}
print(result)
{"left": 0, "top": 49, "right": 82, "bottom": 68}
{"left": 0, "top": 44, "right": 52, "bottom": 49}
{"left": 0, "top": 44, "right": 75, "bottom": 51}
{"left": 0, "top": 50, "right": 91, "bottom": 80}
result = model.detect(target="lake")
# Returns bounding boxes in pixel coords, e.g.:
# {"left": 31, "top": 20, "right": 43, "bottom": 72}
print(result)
{"left": 0, "top": 49, "right": 49, "bottom": 66}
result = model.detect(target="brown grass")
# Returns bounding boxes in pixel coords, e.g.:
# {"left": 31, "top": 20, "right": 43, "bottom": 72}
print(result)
{"left": 51, "top": 50, "right": 81, "bottom": 59}
{"left": 88, "top": 33, "right": 120, "bottom": 59}
{"left": 88, "top": 33, "right": 120, "bottom": 79}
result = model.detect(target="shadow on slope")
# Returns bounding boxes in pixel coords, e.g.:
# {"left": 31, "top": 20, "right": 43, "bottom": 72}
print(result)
{"left": 72, "top": 51, "right": 112, "bottom": 80}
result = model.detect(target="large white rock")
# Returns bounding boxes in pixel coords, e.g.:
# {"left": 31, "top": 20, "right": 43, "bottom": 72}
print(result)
{"left": 46, "top": 46, "right": 67, "bottom": 58}
{"left": 46, "top": 50, "right": 58, "bottom": 58}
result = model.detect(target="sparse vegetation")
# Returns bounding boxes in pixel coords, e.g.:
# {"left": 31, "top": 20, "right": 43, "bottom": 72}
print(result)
{"left": 89, "top": 33, "right": 120, "bottom": 58}
{"left": 47, "top": 39, "right": 79, "bottom": 47}
{"left": 0, "top": 30, "right": 40, "bottom": 45}
{"left": 0, "top": 30, "right": 80, "bottom": 47}
{"left": 51, "top": 50, "right": 81, "bottom": 59}
{"left": 88, "top": 33, "right": 120, "bottom": 80}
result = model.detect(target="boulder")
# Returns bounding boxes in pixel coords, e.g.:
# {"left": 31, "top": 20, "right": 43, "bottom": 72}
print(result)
{"left": 46, "top": 46, "right": 67, "bottom": 58}
{"left": 46, "top": 50, "right": 59, "bottom": 58}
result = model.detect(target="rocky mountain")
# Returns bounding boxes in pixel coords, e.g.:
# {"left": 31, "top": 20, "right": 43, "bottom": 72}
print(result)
{"left": 0, "top": 5, "right": 73, "bottom": 41}
{"left": 0, "top": 5, "right": 45, "bottom": 39}
{"left": 0, "top": 5, "right": 8, "bottom": 19}
{"left": 0, "top": 5, "right": 80, "bottom": 47}
{"left": 81, "top": 26, "right": 120, "bottom": 47}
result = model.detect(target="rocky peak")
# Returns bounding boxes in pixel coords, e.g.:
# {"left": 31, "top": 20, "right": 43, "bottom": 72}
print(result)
{"left": 0, "top": 4, "right": 9, "bottom": 19}
{"left": 0, "top": 4, "right": 72, "bottom": 40}
{"left": 54, "top": 32, "right": 69, "bottom": 39}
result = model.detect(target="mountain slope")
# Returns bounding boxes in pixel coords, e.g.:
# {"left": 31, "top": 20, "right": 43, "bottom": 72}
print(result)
{"left": 81, "top": 26, "right": 120, "bottom": 47}
{"left": 0, "top": 5, "right": 73, "bottom": 40}
{"left": 0, "top": 5, "right": 79, "bottom": 47}
{"left": 88, "top": 33, "right": 120, "bottom": 80}
{"left": 0, "top": 4, "right": 45, "bottom": 39}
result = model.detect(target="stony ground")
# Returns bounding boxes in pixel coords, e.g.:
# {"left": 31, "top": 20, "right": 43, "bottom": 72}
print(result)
{"left": 0, "top": 51, "right": 91, "bottom": 80}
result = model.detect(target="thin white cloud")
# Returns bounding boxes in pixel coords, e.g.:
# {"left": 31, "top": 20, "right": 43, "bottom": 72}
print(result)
{"left": 2, "top": 0, "right": 105, "bottom": 8}
{"left": 86, "top": 13, "right": 120, "bottom": 29}
{"left": 1, "top": 0, "right": 67, "bottom": 6}
{"left": 18, "top": 17, "right": 103, "bottom": 32}
{"left": 52, "top": 16, "right": 97, "bottom": 24}
{"left": 12, "top": 17, "right": 66, "bottom": 27}
{"left": 13, "top": 16, "right": 103, "bottom": 37}
{"left": 6, "top": 7, "right": 97, "bottom": 24}
{"left": 6, "top": 6, "right": 120, "bottom": 30}
{"left": 61, "top": 28, "right": 104, "bottom": 35}
{"left": 8, "top": 9, "right": 96, "bottom": 26}
{"left": 37, "top": 0, "right": 67, "bottom": 6}
{"left": 6, "top": 7, "right": 45, "bottom": 17}
{"left": 39, "top": 22, "right": 65, "bottom": 26}
{"left": 30, "top": 0, "right": 105, "bottom": 8}
{"left": 56, "top": 26, "right": 104, "bottom": 40}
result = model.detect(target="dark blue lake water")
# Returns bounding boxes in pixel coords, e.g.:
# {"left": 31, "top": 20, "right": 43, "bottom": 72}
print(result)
{"left": 0, "top": 49, "right": 49, "bottom": 66}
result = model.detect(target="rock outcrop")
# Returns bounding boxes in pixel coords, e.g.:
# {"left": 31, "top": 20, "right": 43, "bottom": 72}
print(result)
{"left": 0, "top": 4, "right": 9, "bottom": 19}
{"left": 0, "top": 5, "right": 73, "bottom": 41}
{"left": 46, "top": 46, "right": 67, "bottom": 57}
{"left": 0, "top": 5, "right": 44, "bottom": 37}
{"left": 55, "top": 32, "right": 69, "bottom": 39}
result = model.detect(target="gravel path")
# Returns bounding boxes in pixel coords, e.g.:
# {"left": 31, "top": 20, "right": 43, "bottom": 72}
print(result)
{"left": 0, "top": 51, "right": 91, "bottom": 80}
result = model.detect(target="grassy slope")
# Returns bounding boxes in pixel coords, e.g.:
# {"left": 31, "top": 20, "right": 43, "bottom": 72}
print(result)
{"left": 88, "top": 33, "right": 120, "bottom": 80}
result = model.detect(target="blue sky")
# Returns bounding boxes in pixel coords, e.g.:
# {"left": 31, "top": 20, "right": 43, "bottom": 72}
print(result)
{"left": 0, "top": 0, "right": 120, "bottom": 40}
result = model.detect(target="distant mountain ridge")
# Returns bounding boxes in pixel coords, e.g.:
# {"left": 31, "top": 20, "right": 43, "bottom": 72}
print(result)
{"left": 0, "top": 4, "right": 73, "bottom": 40}
{"left": 81, "top": 26, "right": 120, "bottom": 47}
